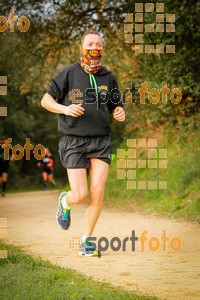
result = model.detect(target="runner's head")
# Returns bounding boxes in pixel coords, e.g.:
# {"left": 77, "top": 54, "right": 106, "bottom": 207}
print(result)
{"left": 80, "top": 31, "right": 103, "bottom": 74}
{"left": 81, "top": 31, "right": 103, "bottom": 50}
{"left": 45, "top": 147, "right": 49, "bottom": 155}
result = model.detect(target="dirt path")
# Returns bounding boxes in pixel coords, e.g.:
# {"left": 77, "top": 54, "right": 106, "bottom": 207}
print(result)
{"left": 1, "top": 191, "right": 200, "bottom": 299}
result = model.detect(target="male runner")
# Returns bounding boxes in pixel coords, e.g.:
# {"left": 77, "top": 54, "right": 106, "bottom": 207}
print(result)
{"left": 41, "top": 31, "right": 125, "bottom": 256}
{"left": 37, "top": 147, "right": 54, "bottom": 190}
{"left": 0, "top": 136, "right": 12, "bottom": 196}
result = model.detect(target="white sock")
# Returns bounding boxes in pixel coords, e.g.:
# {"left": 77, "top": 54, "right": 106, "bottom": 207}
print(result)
{"left": 62, "top": 194, "right": 71, "bottom": 209}
{"left": 82, "top": 235, "right": 89, "bottom": 242}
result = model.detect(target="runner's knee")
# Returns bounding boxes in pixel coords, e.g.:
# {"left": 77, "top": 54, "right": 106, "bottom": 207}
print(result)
{"left": 90, "top": 185, "right": 105, "bottom": 197}
{"left": 72, "top": 190, "right": 88, "bottom": 204}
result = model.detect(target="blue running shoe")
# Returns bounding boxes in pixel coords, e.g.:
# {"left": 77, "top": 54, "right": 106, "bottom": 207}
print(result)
{"left": 79, "top": 240, "right": 99, "bottom": 257}
{"left": 56, "top": 192, "right": 71, "bottom": 230}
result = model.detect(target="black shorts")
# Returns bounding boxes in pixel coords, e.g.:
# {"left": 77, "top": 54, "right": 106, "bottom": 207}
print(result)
{"left": 0, "top": 162, "right": 9, "bottom": 176}
{"left": 58, "top": 135, "right": 111, "bottom": 169}
{"left": 42, "top": 167, "right": 53, "bottom": 174}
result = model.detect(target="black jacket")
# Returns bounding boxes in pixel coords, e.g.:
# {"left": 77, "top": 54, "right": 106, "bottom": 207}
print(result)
{"left": 47, "top": 61, "right": 123, "bottom": 137}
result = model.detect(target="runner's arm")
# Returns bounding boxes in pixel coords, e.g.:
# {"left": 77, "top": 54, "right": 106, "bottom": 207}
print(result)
{"left": 41, "top": 93, "right": 68, "bottom": 114}
{"left": 41, "top": 93, "right": 84, "bottom": 117}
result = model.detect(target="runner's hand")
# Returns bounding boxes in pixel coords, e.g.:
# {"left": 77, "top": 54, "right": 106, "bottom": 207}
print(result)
{"left": 113, "top": 106, "right": 125, "bottom": 122}
{"left": 64, "top": 104, "right": 85, "bottom": 117}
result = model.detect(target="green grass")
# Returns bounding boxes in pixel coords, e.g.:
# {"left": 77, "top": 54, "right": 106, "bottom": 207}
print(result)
{"left": 103, "top": 115, "right": 200, "bottom": 223}
{"left": 0, "top": 242, "right": 156, "bottom": 300}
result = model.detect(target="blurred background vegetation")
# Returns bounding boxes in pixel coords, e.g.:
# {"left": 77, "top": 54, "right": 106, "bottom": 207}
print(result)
{"left": 0, "top": 0, "right": 199, "bottom": 220}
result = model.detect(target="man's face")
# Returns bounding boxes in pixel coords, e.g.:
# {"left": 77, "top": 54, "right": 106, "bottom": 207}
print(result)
{"left": 81, "top": 34, "right": 103, "bottom": 50}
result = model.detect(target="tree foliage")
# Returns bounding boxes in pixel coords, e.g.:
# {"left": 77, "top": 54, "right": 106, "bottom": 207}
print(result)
{"left": 0, "top": 0, "right": 199, "bottom": 188}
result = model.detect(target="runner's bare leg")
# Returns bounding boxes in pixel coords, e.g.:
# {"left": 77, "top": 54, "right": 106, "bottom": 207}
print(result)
{"left": 66, "top": 168, "right": 88, "bottom": 205}
{"left": 42, "top": 172, "right": 47, "bottom": 181}
{"left": 48, "top": 174, "right": 53, "bottom": 182}
{"left": 84, "top": 158, "right": 109, "bottom": 236}
{"left": 66, "top": 161, "right": 108, "bottom": 236}
{"left": 2, "top": 173, "right": 8, "bottom": 182}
